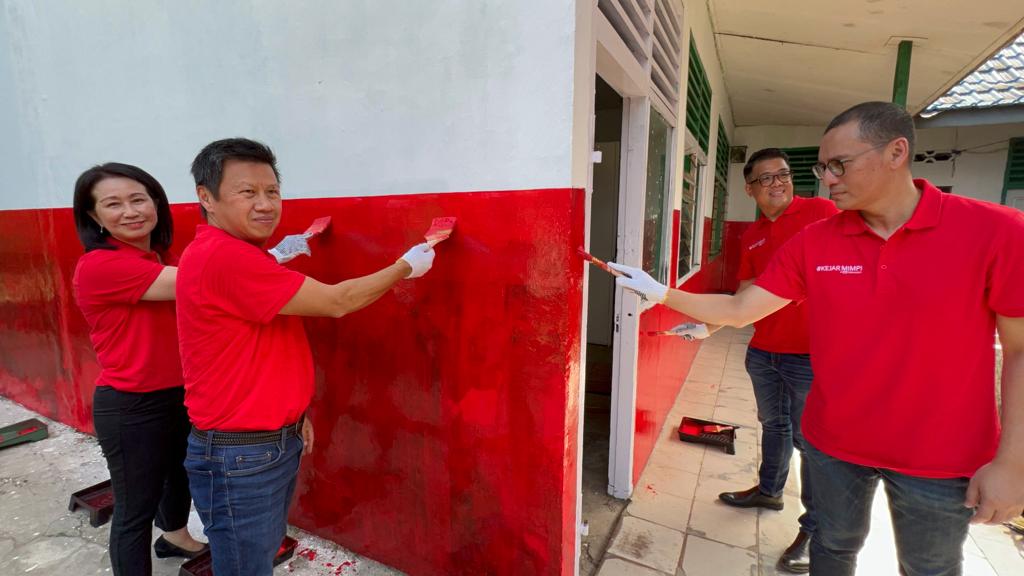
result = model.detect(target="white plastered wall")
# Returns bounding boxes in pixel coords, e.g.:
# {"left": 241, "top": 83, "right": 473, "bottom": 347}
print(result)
{"left": 0, "top": 1, "right": 577, "bottom": 211}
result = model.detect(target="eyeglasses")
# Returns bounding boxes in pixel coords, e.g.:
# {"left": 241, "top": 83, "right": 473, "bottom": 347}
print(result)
{"left": 812, "top": 142, "right": 889, "bottom": 179}
{"left": 747, "top": 171, "right": 793, "bottom": 187}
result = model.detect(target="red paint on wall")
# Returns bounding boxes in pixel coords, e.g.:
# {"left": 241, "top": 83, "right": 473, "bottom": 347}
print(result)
{"left": 630, "top": 217, "right": 733, "bottom": 485}
{"left": 0, "top": 188, "right": 584, "bottom": 576}
{"left": 283, "top": 189, "right": 585, "bottom": 576}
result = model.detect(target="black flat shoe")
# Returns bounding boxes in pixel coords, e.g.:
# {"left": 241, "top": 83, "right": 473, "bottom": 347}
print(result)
{"left": 777, "top": 530, "right": 811, "bottom": 573}
{"left": 153, "top": 535, "right": 208, "bottom": 559}
{"left": 717, "top": 485, "right": 784, "bottom": 510}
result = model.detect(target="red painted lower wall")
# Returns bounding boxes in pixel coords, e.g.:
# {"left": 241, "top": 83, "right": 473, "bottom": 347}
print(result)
{"left": 631, "top": 216, "right": 733, "bottom": 485}
{"left": 0, "top": 188, "right": 585, "bottom": 576}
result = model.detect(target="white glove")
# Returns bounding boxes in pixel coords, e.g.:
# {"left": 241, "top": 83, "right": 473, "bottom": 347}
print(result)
{"left": 399, "top": 243, "right": 435, "bottom": 279}
{"left": 269, "top": 234, "right": 312, "bottom": 264}
{"left": 607, "top": 262, "right": 669, "bottom": 304}
{"left": 667, "top": 322, "right": 710, "bottom": 341}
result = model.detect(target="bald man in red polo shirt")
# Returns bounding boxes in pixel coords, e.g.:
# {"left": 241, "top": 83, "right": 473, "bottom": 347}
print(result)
{"left": 713, "top": 148, "right": 838, "bottom": 574}
{"left": 177, "top": 138, "right": 436, "bottom": 576}
{"left": 609, "top": 102, "right": 1024, "bottom": 576}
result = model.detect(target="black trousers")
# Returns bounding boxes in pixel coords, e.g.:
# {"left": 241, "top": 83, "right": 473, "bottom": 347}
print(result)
{"left": 93, "top": 385, "right": 193, "bottom": 576}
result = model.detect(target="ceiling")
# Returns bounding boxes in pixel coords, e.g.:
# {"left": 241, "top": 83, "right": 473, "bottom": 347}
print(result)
{"left": 708, "top": 0, "right": 1024, "bottom": 126}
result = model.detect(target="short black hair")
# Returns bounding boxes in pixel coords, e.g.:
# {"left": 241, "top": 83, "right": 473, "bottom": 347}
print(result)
{"left": 825, "top": 101, "right": 916, "bottom": 155}
{"left": 72, "top": 163, "right": 173, "bottom": 253}
{"left": 743, "top": 148, "right": 790, "bottom": 181}
{"left": 190, "top": 138, "right": 280, "bottom": 218}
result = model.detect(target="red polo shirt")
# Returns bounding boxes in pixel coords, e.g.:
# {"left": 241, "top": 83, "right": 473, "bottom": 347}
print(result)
{"left": 757, "top": 179, "right": 1024, "bottom": 478}
{"left": 737, "top": 196, "right": 839, "bottom": 353}
{"left": 176, "top": 225, "right": 313, "bottom": 431}
{"left": 73, "top": 241, "right": 183, "bottom": 393}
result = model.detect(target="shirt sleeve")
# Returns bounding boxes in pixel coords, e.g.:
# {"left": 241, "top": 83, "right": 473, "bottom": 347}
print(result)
{"left": 203, "top": 243, "right": 306, "bottom": 324}
{"left": 74, "top": 250, "right": 164, "bottom": 306}
{"left": 754, "top": 228, "right": 808, "bottom": 302}
{"left": 987, "top": 210, "right": 1024, "bottom": 317}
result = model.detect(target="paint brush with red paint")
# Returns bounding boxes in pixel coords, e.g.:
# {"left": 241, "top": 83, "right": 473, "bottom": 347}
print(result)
{"left": 303, "top": 216, "right": 332, "bottom": 237}
{"left": 269, "top": 216, "right": 333, "bottom": 264}
{"left": 576, "top": 247, "right": 630, "bottom": 278}
{"left": 424, "top": 217, "right": 456, "bottom": 247}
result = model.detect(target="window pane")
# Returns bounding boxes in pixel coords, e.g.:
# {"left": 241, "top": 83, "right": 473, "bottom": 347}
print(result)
{"left": 678, "top": 153, "right": 701, "bottom": 278}
{"left": 643, "top": 108, "right": 671, "bottom": 282}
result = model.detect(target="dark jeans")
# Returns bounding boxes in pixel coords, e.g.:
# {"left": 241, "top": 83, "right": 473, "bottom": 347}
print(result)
{"left": 745, "top": 347, "right": 816, "bottom": 534}
{"left": 184, "top": 429, "right": 303, "bottom": 576}
{"left": 93, "top": 385, "right": 193, "bottom": 576}
{"left": 805, "top": 441, "right": 973, "bottom": 576}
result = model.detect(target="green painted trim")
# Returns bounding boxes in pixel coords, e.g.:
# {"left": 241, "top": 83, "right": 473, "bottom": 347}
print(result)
{"left": 892, "top": 40, "right": 913, "bottom": 108}
{"left": 1003, "top": 137, "right": 1024, "bottom": 205}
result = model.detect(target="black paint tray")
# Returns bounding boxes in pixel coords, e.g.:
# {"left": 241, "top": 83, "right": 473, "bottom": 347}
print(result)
{"left": 678, "top": 416, "right": 739, "bottom": 455}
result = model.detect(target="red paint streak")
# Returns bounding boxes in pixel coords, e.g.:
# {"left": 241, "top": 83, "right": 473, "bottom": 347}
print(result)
{"left": 296, "top": 548, "right": 317, "bottom": 561}
{"left": 0, "top": 188, "right": 585, "bottom": 576}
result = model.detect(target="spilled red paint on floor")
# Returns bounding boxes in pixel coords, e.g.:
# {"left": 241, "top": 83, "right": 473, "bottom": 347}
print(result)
{"left": 0, "top": 188, "right": 585, "bottom": 576}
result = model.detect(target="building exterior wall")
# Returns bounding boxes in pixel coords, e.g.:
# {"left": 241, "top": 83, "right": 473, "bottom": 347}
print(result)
{"left": 0, "top": 3, "right": 584, "bottom": 575}
{"left": 631, "top": 0, "right": 737, "bottom": 486}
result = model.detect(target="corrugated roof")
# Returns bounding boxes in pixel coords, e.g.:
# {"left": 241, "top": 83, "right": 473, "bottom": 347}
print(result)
{"left": 922, "top": 32, "right": 1024, "bottom": 116}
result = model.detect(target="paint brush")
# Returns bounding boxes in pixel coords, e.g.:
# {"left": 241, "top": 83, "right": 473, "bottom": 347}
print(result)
{"left": 577, "top": 247, "right": 630, "bottom": 278}
{"left": 425, "top": 217, "right": 456, "bottom": 247}
{"left": 303, "top": 216, "right": 332, "bottom": 237}
{"left": 642, "top": 322, "right": 710, "bottom": 340}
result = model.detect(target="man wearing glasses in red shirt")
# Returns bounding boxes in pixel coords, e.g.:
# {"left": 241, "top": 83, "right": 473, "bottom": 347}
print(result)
{"left": 713, "top": 148, "right": 838, "bottom": 573}
{"left": 608, "top": 102, "right": 1024, "bottom": 575}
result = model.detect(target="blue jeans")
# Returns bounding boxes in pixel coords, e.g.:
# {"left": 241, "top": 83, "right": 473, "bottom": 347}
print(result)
{"left": 745, "top": 347, "right": 816, "bottom": 534}
{"left": 184, "top": 430, "right": 303, "bottom": 576}
{"left": 805, "top": 441, "right": 973, "bottom": 576}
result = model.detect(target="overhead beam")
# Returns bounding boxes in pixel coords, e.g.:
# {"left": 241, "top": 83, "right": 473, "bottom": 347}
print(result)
{"left": 892, "top": 40, "right": 913, "bottom": 108}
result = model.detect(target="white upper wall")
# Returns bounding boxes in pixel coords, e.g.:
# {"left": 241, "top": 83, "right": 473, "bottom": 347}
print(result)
{"left": 682, "top": 0, "right": 734, "bottom": 218}
{"left": 0, "top": 1, "right": 577, "bottom": 210}
{"left": 725, "top": 122, "right": 1023, "bottom": 222}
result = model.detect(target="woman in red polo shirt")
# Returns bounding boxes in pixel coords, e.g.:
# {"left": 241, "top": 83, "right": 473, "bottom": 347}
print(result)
{"left": 71, "top": 163, "right": 206, "bottom": 575}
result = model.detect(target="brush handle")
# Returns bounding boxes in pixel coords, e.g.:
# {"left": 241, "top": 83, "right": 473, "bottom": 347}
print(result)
{"left": 577, "top": 248, "right": 628, "bottom": 278}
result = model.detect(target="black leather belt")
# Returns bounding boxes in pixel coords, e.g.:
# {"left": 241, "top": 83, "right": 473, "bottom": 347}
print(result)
{"left": 191, "top": 419, "right": 302, "bottom": 446}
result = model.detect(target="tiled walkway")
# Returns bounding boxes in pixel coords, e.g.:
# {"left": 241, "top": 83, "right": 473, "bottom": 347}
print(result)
{"left": 597, "top": 327, "right": 1024, "bottom": 576}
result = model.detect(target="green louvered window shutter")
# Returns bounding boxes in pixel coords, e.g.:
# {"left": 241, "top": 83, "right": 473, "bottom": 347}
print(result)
{"left": 782, "top": 147, "right": 820, "bottom": 198}
{"left": 1003, "top": 138, "right": 1024, "bottom": 205}
{"left": 710, "top": 121, "right": 730, "bottom": 258}
{"left": 685, "top": 37, "right": 712, "bottom": 154}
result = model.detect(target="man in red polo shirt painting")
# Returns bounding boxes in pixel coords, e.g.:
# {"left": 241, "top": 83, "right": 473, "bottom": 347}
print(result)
{"left": 713, "top": 148, "right": 838, "bottom": 573}
{"left": 608, "top": 101, "right": 1024, "bottom": 575}
{"left": 176, "top": 138, "right": 436, "bottom": 576}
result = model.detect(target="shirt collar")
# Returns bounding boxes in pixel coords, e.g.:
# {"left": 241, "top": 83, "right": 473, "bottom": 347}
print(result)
{"left": 758, "top": 195, "right": 804, "bottom": 224}
{"left": 904, "top": 179, "right": 942, "bottom": 231}
{"left": 840, "top": 178, "right": 942, "bottom": 235}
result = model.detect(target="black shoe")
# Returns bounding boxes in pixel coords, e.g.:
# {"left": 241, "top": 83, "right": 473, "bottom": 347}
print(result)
{"left": 153, "top": 535, "right": 208, "bottom": 559}
{"left": 777, "top": 530, "right": 811, "bottom": 574}
{"left": 717, "top": 485, "right": 784, "bottom": 510}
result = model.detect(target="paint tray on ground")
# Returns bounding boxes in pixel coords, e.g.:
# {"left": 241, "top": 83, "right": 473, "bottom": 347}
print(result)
{"left": 177, "top": 535, "right": 297, "bottom": 576}
{"left": 678, "top": 416, "right": 739, "bottom": 455}
{"left": 68, "top": 479, "right": 115, "bottom": 527}
{"left": 0, "top": 417, "right": 49, "bottom": 450}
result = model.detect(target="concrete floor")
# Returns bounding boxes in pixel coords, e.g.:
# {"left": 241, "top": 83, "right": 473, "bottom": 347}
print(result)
{"left": 593, "top": 326, "right": 1024, "bottom": 576}
{"left": 0, "top": 396, "right": 403, "bottom": 576}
